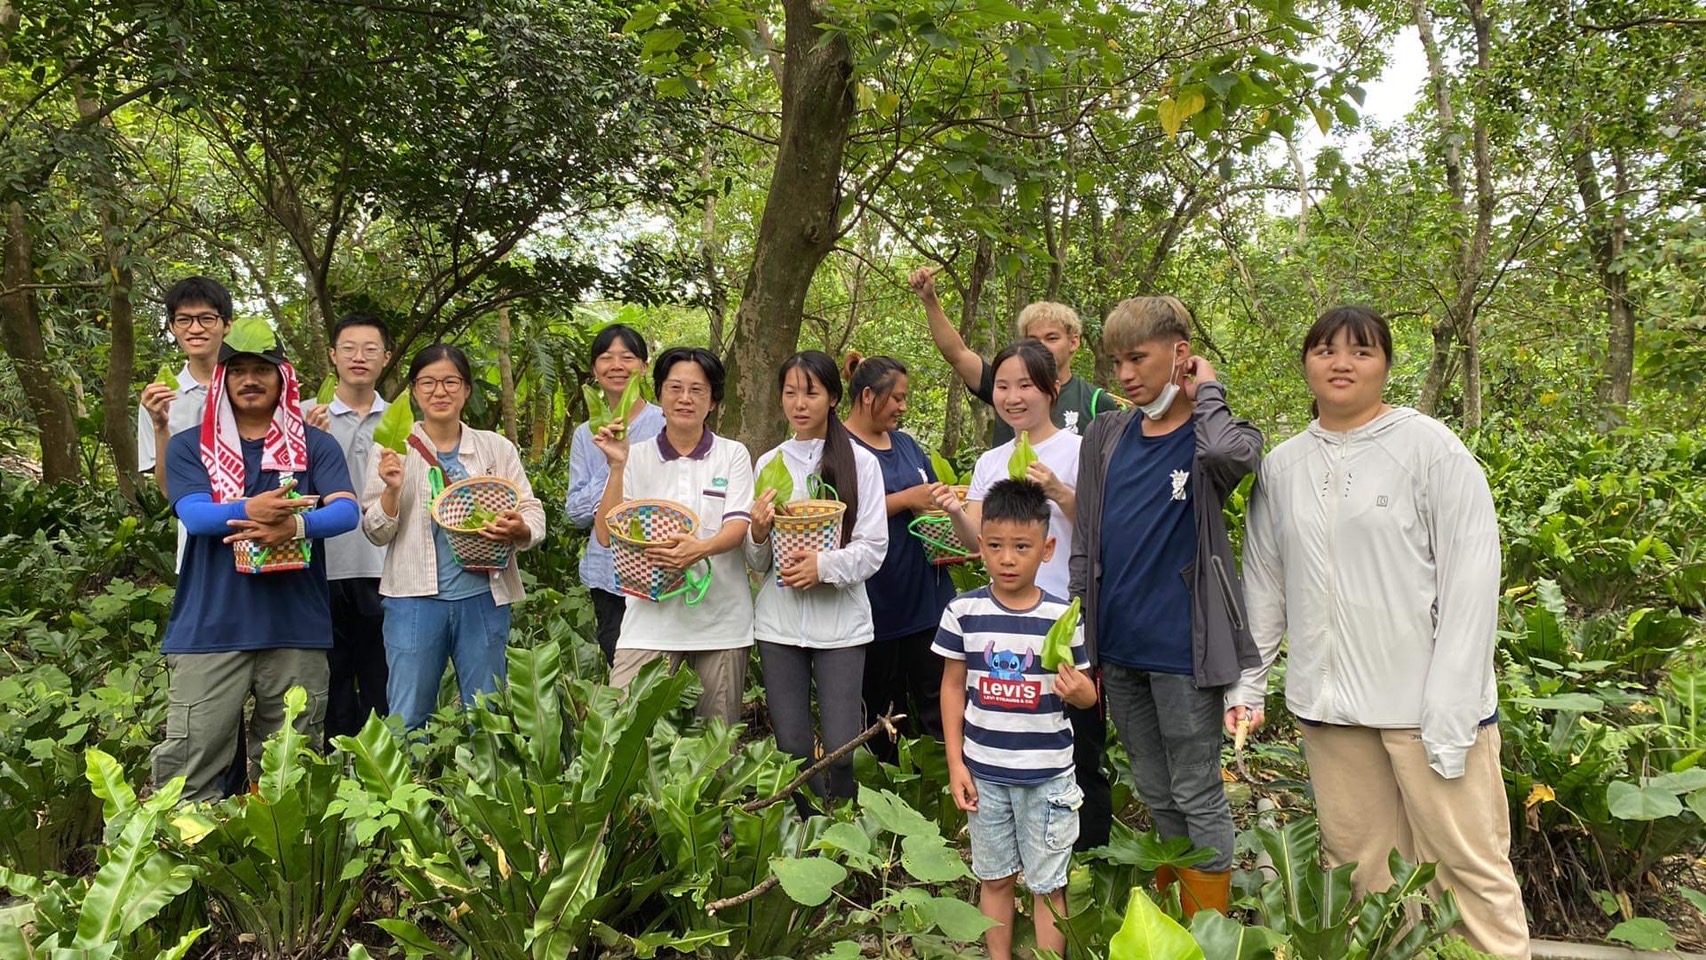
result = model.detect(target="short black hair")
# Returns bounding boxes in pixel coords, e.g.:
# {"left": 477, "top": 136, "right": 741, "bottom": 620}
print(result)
{"left": 590, "top": 323, "right": 648, "bottom": 364}
{"left": 163, "top": 276, "right": 233, "bottom": 323}
{"left": 1302, "top": 305, "right": 1392, "bottom": 367}
{"left": 980, "top": 479, "right": 1050, "bottom": 530}
{"left": 653, "top": 346, "right": 725, "bottom": 404}
{"left": 332, "top": 313, "right": 393, "bottom": 350}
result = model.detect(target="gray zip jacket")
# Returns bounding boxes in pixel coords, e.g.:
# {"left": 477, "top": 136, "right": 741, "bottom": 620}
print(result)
{"left": 1068, "top": 380, "right": 1264, "bottom": 704}
{"left": 1236, "top": 408, "right": 1501, "bottom": 780}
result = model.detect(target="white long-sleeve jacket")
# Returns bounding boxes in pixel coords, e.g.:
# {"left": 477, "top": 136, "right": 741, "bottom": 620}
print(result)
{"left": 746, "top": 438, "right": 888, "bottom": 650}
{"left": 1236, "top": 407, "right": 1501, "bottom": 779}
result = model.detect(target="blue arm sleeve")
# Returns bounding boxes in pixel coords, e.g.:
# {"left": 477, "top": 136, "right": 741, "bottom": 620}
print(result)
{"left": 176, "top": 493, "right": 250, "bottom": 536}
{"left": 303, "top": 496, "right": 360, "bottom": 539}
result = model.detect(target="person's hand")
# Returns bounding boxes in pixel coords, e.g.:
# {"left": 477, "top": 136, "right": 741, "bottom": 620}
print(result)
{"left": 591, "top": 423, "right": 630, "bottom": 467}
{"left": 1224, "top": 704, "right": 1265, "bottom": 735}
{"left": 224, "top": 517, "right": 296, "bottom": 548}
{"left": 1055, "top": 665, "right": 1097, "bottom": 708}
{"left": 929, "top": 482, "right": 964, "bottom": 515}
{"left": 378, "top": 448, "right": 404, "bottom": 490}
{"left": 1026, "top": 461, "right": 1068, "bottom": 504}
{"left": 480, "top": 509, "right": 532, "bottom": 545}
{"left": 304, "top": 403, "right": 331, "bottom": 431}
{"left": 901, "top": 482, "right": 937, "bottom": 514}
{"left": 948, "top": 760, "right": 979, "bottom": 812}
{"left": 1181, "top": 355, "right": 1218, "bottom": 401}
{"left": 646, "top": 531, "right": 709, "bottom": 572}
{"left": 907, "top": 266, "right": 940, "bottom": 304}
{"left": 749, "top": 489, "right": 776, "bottom": 543}
{"left": 242, "top": 483, "right": 300, "bottom": 525}
{"left": 779, "top": 549, "right": 822, "bottom": 589}
{"left": 140, "top": 382, "right": 176, "bottom": 432}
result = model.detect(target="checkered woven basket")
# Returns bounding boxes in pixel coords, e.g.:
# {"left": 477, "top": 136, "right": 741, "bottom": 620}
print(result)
{"left": 771, "top": 498, "right": 845, "bottom": 586}
{"left": 431, "top": 476, "right": 521, "bottom": 572}
{"left": 231, "top": 498, "right": 317, "bottom": 575}
{"left": 909, "top": 484, "right": 976, "bottom": 566}
{"left": 607, "top": 499, "right": 702, "bottom": 602}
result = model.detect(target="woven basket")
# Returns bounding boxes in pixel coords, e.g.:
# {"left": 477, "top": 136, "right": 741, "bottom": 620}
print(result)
{"left": 431, "top": 476, "right": 521, "bottom": 572}
{"left": 231, "top": 498, "right": 317, "bottom": 575}
{"left": 909, "top": 485, "right": 976, "bottom": 565}
{"left": 771, "top": 498, "right": 846, "bottom": 586}
{"left": 607, "top": 499, "right": 711, "bottom": 604}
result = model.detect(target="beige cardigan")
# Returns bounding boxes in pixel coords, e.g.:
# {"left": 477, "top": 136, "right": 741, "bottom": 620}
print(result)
{"left": 361, "top": 423, "right": 546, "bottom": 605}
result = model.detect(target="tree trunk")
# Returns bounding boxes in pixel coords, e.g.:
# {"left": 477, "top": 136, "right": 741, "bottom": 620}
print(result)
{"left": 496, "top": 304, "right": 518, "bottom": 443}
{"left": 715, "top": 0, "right": 855, "bottom": 454}
{"left": 0, "top": 203, "right": 81, "bottom": 483}
{"left": 529, "top": 380, "right": 550, "bottom": 457}
{"left": 76, "top": 92, "right": 138, "bottom": 499}
{"left": 1600, "top": 149, "right": 1635, "bottom": 410}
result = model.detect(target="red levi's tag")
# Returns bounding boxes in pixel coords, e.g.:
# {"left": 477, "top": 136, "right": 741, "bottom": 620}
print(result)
{"left": 978, "top": 676, "right": 1042, "bottom": 710}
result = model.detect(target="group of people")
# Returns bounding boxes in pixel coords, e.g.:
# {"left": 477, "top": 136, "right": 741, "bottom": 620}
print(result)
{"left": 139, "top": 272, "right": 1530, "bottom": 959}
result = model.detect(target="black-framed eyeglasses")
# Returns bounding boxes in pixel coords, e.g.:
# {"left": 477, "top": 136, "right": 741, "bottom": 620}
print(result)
{"left": 170, "top": 313, "right": 225, "bottom": 330}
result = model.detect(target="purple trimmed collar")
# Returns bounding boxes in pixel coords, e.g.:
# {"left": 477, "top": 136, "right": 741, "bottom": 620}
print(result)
{"left": 657, "top": 427, "right": 714, "bottom": 461}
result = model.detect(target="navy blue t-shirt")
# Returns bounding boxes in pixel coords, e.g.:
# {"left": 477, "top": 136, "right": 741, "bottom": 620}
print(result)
{"left": 162, "top": 426, "right": 354, "bottom": 654}
{"left": 852, "top": 430, "right": 956, "bottom": 642}
{"left": 1096, "top": 421, "right": 1197, "bottom": 673}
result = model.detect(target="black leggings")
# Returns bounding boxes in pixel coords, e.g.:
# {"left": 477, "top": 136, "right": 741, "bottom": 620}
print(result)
{"left": 759, "top": 642, "right": 867, "bottom": 804}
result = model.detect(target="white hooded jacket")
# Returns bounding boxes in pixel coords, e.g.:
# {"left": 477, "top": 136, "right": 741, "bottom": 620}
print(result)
{"left": 746, "top": 438, "right": 888, "bottom": 650}
{"left": 1235, "top": 407, "right": 1500, "bottom": 779}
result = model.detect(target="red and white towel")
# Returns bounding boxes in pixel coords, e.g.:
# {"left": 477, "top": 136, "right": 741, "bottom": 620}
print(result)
{"left": 198, "top": 361, "right": 309, "bottom": 503}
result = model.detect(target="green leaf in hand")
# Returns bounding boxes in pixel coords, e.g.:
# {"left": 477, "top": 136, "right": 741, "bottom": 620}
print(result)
{"left": 757, "top": 455, "right": 793, "bottom": 504}
{"left": 929, "top": 450, "right": 957, "bottom": 486}
{"left": 373, "top": 394, "right": 414, "bottom": 454}
{"left": 1008, "top": 430, "right": 1037, "bottom": 481}
{"left": 154, "top": 364, "right": 180, "bottom": 391}
{"left": 1040, "top": 596, "right": 1081, "bottom": 670}
{"left": 316, "top": 375, "right": 337, "bottom": 405}
{"left": 584, "top": 384, "right": 614, "bottom": 431}
{"left": 627, "top": 517, "right": 645, "bottom": 542}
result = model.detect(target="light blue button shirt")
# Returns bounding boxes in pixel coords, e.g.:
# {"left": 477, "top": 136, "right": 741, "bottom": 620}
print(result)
{"left": 564, "top": 403, "right": 665, "bottom": 595}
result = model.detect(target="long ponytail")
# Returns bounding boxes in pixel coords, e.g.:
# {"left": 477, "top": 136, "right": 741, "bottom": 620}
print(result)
{"left": 778, "top": 350, "right": 860, "bottom": 547}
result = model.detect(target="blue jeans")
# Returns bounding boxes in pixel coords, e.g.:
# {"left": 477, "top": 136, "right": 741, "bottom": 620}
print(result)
{"left": 383, "top": 593, "right": 511, "bottom": 730}
{"left": 968, "top": 774, "right": 1083, "bottom": 893}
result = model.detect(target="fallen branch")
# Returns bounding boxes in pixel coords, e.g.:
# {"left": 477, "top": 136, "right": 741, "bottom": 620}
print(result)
{"left": 706, "top": 875, "right": 779, "bottom": 915}
{"left": 740, "top": 711, "right": 906, "bottom": 814}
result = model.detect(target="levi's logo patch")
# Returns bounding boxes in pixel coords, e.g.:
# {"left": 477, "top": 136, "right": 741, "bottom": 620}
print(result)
{"left": 978, "top": 675, "right": 1042, "bottom": 710}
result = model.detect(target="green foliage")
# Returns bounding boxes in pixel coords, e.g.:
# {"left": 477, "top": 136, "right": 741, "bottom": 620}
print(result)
{"left": 373, "top": 394, "right": 415, "bottom": 455}
{"left": 756, "top": 454, "right": 794, "bottom": 504}
{"left": 1040, "top": 596, "right": 1081, "bottom": 670}
{"left": 1007, "top": 429, "right": 1037, "bottom": 480}
{"left": 152, "top": 365, "right": 178, "bottom": 391}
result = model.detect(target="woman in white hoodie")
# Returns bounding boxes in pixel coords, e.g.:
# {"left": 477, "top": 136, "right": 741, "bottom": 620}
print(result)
{"left": 748, "top": 350, "right": 888, "bottom": 806}
{"left": 1237, "top": 306, "right": 1530, "bottom": 959}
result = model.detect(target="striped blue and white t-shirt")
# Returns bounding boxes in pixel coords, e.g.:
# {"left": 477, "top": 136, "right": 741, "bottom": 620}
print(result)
{"left": 932, "top": 587, "right": 1090, "bottom": 786}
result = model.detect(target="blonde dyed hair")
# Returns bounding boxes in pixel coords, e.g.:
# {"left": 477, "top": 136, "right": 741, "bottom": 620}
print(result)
{"left": 1103, "top": 296, "right": 1192, "bottom": 354}
{"left": 1015, "top": 301, "right": 1082, "bottom": 339}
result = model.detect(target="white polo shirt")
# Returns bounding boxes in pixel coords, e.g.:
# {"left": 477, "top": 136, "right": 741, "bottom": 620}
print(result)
{"left": 136, "top": 363, "right": 209, "bottom": 570}
{"left": 616, "top": 428, "right": 756, "bottom": 652}
{"left": 302, "top": 394, "right": 389, "bottom": 581}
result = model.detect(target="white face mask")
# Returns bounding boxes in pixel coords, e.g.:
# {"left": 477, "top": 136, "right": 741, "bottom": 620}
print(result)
{"left": 1138, "top": 354, "right": 1182, "bottom": 420}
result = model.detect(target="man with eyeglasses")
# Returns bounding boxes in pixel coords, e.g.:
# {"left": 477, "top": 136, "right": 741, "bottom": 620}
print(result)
{"left": 139, "top": 278, "right": 234, "bottom": 503}
{"left": 304, "top": 314, "right": 395, "bottom": 741}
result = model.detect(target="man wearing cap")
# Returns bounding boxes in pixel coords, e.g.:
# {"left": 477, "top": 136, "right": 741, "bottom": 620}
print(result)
{"left": 153, "top": 318, "right": 362, "bottom": 801}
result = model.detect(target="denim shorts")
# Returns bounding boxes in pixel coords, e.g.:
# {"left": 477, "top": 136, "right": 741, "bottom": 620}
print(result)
{"left": 968, "top": 773, "right": 1083, "bottom": 893}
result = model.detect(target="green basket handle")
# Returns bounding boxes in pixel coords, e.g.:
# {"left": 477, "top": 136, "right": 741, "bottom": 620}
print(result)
{"left": 806, "top": 474, "right": 839, "bottom": 502}
{"left": 428, "top": 465, "right": 445, "bottom": 500}
{"left": 907, "top": 514, "right": 974, "bottom": 558}
{"left": 657, "top": 559, "right": 713, "bottom": 606}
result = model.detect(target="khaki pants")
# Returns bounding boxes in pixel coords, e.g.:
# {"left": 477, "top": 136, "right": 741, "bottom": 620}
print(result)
{"left": 152, "top": 649, "right": 329, "bottom": 802}
{"left": 611, "top": 647, "right": 748, "bottom": 725}
{"left": 1302, "top": 723, "right": 1531, "bottom": 959}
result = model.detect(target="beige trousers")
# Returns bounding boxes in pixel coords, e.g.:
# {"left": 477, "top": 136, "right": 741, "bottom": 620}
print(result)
{"left": 1301, "top": 723, "right": 1531, "bottom": 959}
{"left": 610, "top": 647, "right": 748, "bottom": 725}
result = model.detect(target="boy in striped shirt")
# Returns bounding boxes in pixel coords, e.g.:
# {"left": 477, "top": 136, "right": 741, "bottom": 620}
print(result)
{"left": 935, "top": 479, "right": 1095, "bottom": 960}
